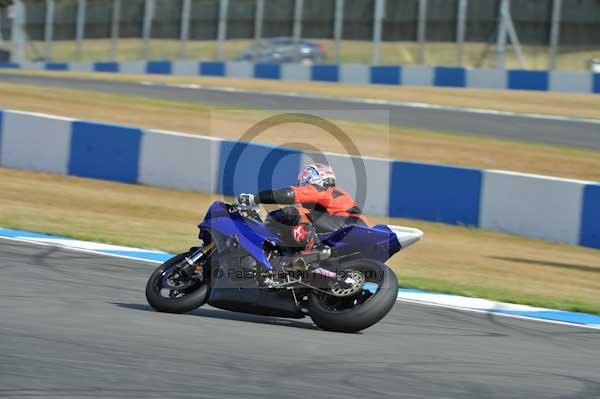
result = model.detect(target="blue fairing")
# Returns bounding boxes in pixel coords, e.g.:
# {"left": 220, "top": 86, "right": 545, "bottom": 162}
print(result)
{"left": 319, "top": 224, "right": 401, "bottom": 262}
{"left": 199, "top": 202, "right": 401, "bottom": 270}
{"left": 199, "top": 202, "right": 280, "bottom": 268}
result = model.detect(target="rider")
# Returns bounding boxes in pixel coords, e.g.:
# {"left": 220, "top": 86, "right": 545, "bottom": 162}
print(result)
{"left": 238, "top": 163, "right": 369, "bottom": 253}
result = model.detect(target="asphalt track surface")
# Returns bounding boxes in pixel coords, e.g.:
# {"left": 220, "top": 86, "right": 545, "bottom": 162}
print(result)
{"left": 1, "top": 73, "right": 600, "bottom": 150}
{"left": 2, "top": 239, "right": 600, "bottom": 398}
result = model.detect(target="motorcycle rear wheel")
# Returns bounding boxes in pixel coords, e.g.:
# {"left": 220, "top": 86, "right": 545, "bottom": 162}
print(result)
{"left": 145, "top": 252, "right": 210, "bottom": 314}
{"left": 308, "top": 259, "right": 398, "bottom": 333}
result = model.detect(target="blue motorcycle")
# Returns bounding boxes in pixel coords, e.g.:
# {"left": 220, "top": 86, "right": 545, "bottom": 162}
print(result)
{"left": 146, "top": 200, "right": 422, "bottom": 333}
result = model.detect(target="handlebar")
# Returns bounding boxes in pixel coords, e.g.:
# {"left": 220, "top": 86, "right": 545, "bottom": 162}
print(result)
{"left": 231, "top": 202, "right": 262, "bottom": 222}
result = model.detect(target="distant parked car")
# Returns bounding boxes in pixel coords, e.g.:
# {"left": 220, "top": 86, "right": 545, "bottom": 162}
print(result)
{"left": 235, "top": 37, "right": 326, "bottom": 64}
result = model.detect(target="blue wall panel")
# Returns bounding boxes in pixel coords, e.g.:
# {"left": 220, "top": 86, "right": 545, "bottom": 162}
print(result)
{"left": 146, "top": 61, "right": 172, "bottom": 75}
{"left": 218, "top": 141, "right": 302, "bottom": 196}
{"left": 580, "top": 184, "right": 600, "bottom": 249}
{"left": 311, "top": 65, "right": 339, "bottom": 82}
{"left": 94, "top": 62, "right": 119, "bottom": 73}
{"left": 370, "top": 66, "right": 401, "bottom": 85}
{"left": 389, "top": 161, "right": 482, "bottom": 225}
{"left": 434, "top": 67, "right": 466, "bottom": 87}
{"left": 0, "top": 62, "right": 19, "bottom": 69}
{"left": 254, "top": 63, "right": 281, "bottom": 79}
{"left": 594, "top": 73, "right": 600, "bottom": 93}
{"left": 508, "top": 70, "right": 549, "bottom": 91}
{"left": 45, "top": 63, "right": 68, "bottom": 71}
{"left": 68, "top": 122, "right": 142, "bottom": 183}
{"left": 200, "top": 61, "right": 225, "bottom": 76}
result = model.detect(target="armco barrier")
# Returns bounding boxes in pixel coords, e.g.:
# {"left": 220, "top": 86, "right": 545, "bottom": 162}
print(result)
{"left": 1, "top": 60, "right": 599, "bottom": 94}
{"left": 0, "top": 108, "right": 598, "bottom": 250}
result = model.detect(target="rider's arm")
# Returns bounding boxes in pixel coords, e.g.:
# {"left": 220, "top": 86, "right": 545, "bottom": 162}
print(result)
{"left": 291, "top": 185, "right": 328, "bottom": 204}
{"left": 255, "top": 185, "right": 325, "bottom": 205}
{"left": 254, "top": 187, "right": 296, "bottom": 204}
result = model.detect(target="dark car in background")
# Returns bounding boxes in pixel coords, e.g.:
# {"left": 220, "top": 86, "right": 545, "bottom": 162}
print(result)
{"left": 235, "top": 37, "right": 326, "bottom": 64}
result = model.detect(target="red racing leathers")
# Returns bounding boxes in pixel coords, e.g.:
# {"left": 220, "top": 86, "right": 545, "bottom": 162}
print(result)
{"left": 254, "top": 184, "right": 368, "bottom": 251}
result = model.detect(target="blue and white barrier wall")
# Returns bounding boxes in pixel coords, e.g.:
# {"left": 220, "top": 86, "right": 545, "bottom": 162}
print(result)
{"left": 0, "top": 108, "right": 598, "bottom": 249}
{"left": 2, "top": 60, "right": 599, "bottom": 94}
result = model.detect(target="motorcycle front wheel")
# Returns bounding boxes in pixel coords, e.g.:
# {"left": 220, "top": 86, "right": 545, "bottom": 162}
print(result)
{"left": 145, "top": 252, "right": 210, "bottom": 314}
{"left": 308, "top": 259, "right": 398, "bottom": 333}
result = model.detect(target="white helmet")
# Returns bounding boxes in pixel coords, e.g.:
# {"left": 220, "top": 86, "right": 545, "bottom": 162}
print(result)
{"left": 297, "top": 163, "right": 336, "bottom": 187}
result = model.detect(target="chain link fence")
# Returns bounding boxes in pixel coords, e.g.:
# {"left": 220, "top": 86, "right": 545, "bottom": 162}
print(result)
{"left": 2, "top": 0, "right": 599, "bottom": 71}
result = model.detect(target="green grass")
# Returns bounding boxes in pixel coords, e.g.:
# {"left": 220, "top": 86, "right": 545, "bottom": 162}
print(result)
{"left": 398, "top": 276, "right": 600, "bottom": 315}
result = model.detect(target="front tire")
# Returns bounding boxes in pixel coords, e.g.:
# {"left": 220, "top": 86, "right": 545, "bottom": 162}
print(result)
{"left": 308, "top": 259, "right": 398, "bottom": 333}
{"left": 145, "top": 252, "right": 210, "bottom": 314}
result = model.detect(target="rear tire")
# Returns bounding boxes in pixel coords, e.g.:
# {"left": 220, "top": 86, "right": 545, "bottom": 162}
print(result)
{"left": 145, "top": 252, "right": 210, "bottom": 314}
{"left": 308, "top": 259, "right": 398, "bottom": 333}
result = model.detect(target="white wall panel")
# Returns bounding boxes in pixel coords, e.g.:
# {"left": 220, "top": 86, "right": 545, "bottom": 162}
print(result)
{"left": 139, "top": 129, "right": 221, "bottom": 193}
{"left": 21, "top": 62, "right": 45, "bottom": 70}
{"left": 225, "top": 61, "right": 253, "bottom": 78}
{"left": 68, "top": 61, "right": 93, "bottom": 72}
{"left": 172, "top": 60, "right": 199, "bottom": 76}
{"left": 1, "top": 111, "right": 72, "bottom": 174}
{"left": 281, "top": 64, "right": 310, "bottom": 81}
{"left": 549, "top": 71, "right": 593, "bottom": 93}
{"left": 119, "top": 61, "right": 147, "bottom": 74}
{"left": 339, "top": 64, "right": 370, "bottom": 84}
{"left": 467, "top": 68, "right": 507, "bottom": 89}
{"left": 402, "top": 66, "right": 433, "bottom": 86}
{"left": 480, "top": 170, "right": 587, "bottom": 244}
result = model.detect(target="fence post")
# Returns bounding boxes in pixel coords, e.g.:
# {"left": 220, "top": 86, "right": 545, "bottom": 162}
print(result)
{"left": 142, "top": 0, "right": 154, "bottom": 60}
{"left": 292, "top": 0, "right": 303, "bottom": 41}
{"left": 333, "top": 0, "right": 344, "bottom": 63}
{"left": 110, "top": 0, "right": 121, "bottom": 61}
{"left": 254, "top": 0, "right": 264, "bottom": 41}
{"left": 495, "top": 0, "right": 508, "bottom": 69}
{"left": 75, "top": 0, "right": 86, "bottom": 61}
{"left": 417, "top": 0, "right": 427, "bottom": 65}
{"left": 372, "top": 0, "right": 384, "bottom": 65}
{"left": 456, "top": 0, "right": 467, "bottom": 66}
{"left": 548, "top": 0, "right": 562, "bottom": 70}
{"left": 180, "top": 0, "right": 191, "bottom": 58}
{"left": 216, "top": 0, "right": 228, "bottom": 60}
{"left": 503, "top": 5, "right": 526, "bottom": 69}
{"left": 10, "top": 0, "right": 27, "bottom": 63}
{"left": 44, "top": 0, "right": 55, "bottom": 62}
{"left": 293, "top": 0, "right": 303, "bottom": 62}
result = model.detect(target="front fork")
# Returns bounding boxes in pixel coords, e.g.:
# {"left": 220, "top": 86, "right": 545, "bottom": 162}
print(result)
{"left": 180, "top": 241, "right": 216, "bottom": 277}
